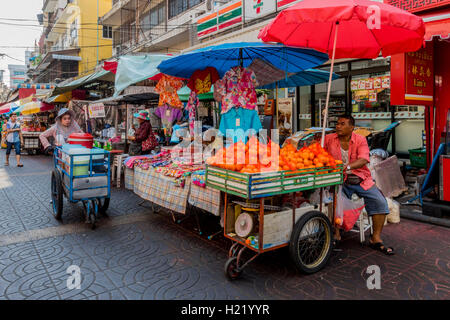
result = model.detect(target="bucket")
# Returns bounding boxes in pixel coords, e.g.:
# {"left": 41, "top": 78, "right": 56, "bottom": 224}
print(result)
{"left": 68, "top": 133, "right": 93, "bottom": 149}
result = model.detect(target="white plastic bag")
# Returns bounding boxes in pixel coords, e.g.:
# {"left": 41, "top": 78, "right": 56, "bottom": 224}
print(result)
{"left": 386, "top": 198, "right": 400, "bottom": 224}
{"left": 335, "top": 186, "right": 365, "bottom": 230}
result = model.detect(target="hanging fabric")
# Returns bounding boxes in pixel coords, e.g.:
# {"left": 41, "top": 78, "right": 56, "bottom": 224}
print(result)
{"left": 186, "top": 91, "right": 199, "bottom": 136}
{"left": 187, "top": 67, "right": 220, "bottom": 94}
{"left": 215, "top": 66, "right": 258, "bottom": 115}
{"left": 155, "top": 74, "right": 184, "bottom": 108}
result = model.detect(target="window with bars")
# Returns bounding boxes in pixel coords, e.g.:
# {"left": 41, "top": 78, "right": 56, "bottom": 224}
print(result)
{"left": 140, "top": 3, "right": 166, "bottom": 32}
{"left": 103, "top": 26, "right": 113, "bottom": 39}
{"left": 168, "top": 0, "right": 204, "bottom": 19}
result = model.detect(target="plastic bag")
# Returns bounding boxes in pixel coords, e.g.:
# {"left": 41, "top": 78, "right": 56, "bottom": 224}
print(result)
{"left": 386, "top": 198, "right": 400, "bottom": 224}
{"left": 336, "top": 186, "right": 365, "bottom": 231}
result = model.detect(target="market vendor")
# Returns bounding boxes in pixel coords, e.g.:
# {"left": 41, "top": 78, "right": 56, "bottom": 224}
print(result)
{"left": 128, "top": 110, "right": 156, "bottom": 156}
{"left": 324, "top": 115, "right": 394, "bottom": 255}
{"left": 40, "top": 108, "right": 83, "bottom": 155}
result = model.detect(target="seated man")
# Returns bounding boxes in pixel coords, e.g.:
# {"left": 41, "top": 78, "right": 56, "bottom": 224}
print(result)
{"left": 325, "top": 115, "right": 394, "bottom": 255}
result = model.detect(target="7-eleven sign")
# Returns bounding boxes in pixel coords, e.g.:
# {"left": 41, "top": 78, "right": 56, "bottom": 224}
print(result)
{"left": 245, "top": 0, "right": 276, "bottom": 21}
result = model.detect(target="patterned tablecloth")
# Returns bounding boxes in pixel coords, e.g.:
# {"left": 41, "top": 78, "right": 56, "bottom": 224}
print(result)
{"left": 131, "top": 167, "right": 221, "bottom": 216}
{"left": 188, "top": 181, "right": 221, "bottom": 216}
{"left": 134, "top": 167, "right": 190, "bottom": 214}
{"left": 124, "top": 167, "right": 135, "bottom": 190}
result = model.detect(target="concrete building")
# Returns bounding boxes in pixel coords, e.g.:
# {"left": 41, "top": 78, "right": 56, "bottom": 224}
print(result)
{"left": 30, "top": 0, "right": 113, "bottom": 83}
{"left": 8, "top": 64, "right": 28, "bottom": 88}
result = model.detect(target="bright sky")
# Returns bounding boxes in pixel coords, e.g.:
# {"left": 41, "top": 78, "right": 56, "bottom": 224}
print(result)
{"left": 0, "top": 1, "right": 43, "bottom": 86}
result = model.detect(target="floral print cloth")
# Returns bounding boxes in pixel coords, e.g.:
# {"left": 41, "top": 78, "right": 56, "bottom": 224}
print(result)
{"left": 216, "top": 66, "right": 259, "bottom": 114}
{"left": 155, "top": 74, "right": 184, "bottom": 108}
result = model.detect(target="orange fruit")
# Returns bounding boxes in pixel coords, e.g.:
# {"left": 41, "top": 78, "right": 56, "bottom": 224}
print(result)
{"left": 335, "top": 217, "right": 342, "bottom": 225}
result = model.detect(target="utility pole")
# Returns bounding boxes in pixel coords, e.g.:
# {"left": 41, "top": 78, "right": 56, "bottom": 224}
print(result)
{"left": 97, "top": 0, "right": 99, "bottom": 65}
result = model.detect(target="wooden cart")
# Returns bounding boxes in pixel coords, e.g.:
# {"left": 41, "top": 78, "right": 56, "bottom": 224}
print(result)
{"left": 206, "top": 164, "right": 343, "bottom": 280}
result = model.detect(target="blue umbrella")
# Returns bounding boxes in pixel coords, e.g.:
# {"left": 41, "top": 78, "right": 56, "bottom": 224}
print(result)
{"left": 157, "top": 42, "right": 329, "bottom": 79}
{"left": 259, "top": 69, "right": 340, "bottom": 89}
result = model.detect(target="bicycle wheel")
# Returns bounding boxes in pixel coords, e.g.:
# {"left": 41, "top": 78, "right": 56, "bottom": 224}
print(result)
{"left": 289, "top": 211, "right": 332, "bottom": 274}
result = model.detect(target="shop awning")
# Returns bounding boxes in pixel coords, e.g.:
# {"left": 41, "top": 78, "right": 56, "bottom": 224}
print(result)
{"left": 424, "top": 14, "right": 450, "bottom": 41}
{"left": 93, "top": 92, "right": 159, "bottom": 104}
{"left": 45, "top": 92, "right": 72, "bottom": 103}
{"left": 16, "top": 101, "right": 55, "bottom": 115}
{"left": 114, "top": 54, "right": 173, "bottom": 97}
{"left": 51, "top": 69, "right": 114, "bottom": 96}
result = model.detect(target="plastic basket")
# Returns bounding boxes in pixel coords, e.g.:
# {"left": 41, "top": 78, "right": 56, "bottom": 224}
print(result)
{"left": 408, "top": 148, "right": 426, "bottom": 168}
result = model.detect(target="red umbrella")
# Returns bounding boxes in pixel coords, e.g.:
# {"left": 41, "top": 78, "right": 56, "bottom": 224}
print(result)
{"left": 258, "top": 0, "right": 425, "bottom": 145}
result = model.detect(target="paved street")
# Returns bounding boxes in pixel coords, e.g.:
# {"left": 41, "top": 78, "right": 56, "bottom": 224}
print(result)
{"left": 0, "top": 151, "right": 448, "bottom": 300}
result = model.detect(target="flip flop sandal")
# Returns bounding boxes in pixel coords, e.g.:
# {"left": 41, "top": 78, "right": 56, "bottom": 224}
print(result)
{"left": 17, "top": 164, "right": 23, "bottom": 167}
{"left": 4, "top": 163, "right": 9, "bottom": 166}
{"left": 369, "top": 242, "right": 395, "bottom": 255}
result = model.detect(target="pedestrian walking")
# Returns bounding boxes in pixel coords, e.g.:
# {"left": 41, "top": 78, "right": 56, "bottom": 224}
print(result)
{"left": 4, "top": 114, "right": 24, "bottom": 167}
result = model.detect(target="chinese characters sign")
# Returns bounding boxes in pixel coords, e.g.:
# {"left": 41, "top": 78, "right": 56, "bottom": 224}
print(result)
{"left": 405, "top": 45, "right": 433, "bottom": 103}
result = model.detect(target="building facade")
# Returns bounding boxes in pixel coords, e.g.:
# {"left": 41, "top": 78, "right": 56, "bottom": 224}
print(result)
{"left": 8, "top": 64, "right": 28, "bottom": 88}
{"left": 30, "top": 0, "right": 113, "bottom": 83}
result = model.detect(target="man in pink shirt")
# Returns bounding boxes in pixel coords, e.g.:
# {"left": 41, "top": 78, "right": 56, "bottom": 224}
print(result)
{"left": 325, "top": 115, "right": 393, "bottom": 255}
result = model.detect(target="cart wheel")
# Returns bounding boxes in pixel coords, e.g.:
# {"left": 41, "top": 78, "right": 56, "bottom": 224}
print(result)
{"left": 224, "top": 257, "right": 242, "bottom": 280}
{"left": 90, "top": 200, "right": 98, "bottom": 229}
{"left": 97, "top": 197, "right": 110, "bottom": 216}
{"left": 51, "top": 170, "right": 63, "bottom": 220}
{"left": 289, "top": 210, "right": 332, "bottom": 274}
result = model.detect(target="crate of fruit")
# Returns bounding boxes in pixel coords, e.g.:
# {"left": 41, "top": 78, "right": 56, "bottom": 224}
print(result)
{"left": 206, "top": 164, "right": 343, "bottom": 199}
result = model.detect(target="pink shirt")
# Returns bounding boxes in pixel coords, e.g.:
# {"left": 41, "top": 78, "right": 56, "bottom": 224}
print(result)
{"left": 324, "top": 132, "right": 374, "bottom": 190}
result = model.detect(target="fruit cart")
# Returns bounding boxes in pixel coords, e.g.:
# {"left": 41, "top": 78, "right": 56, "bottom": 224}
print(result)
{"left": 51, "top": 146, "right": 111, "bottom": 229}
{"left": 206, "top": 163, "right": 343, "bottom": 279}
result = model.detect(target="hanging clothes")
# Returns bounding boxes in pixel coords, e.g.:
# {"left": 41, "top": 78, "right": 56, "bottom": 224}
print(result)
{"left": 186, "top": 91, "right": 199, "bottom": 136}
{"left": 218, "top": 107, "right": 262, "bottom": 143}
{"left": 154, "top": 104, "right": 183, "bottom": 130}
{"left": 187, "top": 67, "right": 219, "bottom": 94}
{"left": 215, "top": 66, "right": 259, "bottom": 115}
{"left": 155, "top": 74, "right": 184, "bottom": 108}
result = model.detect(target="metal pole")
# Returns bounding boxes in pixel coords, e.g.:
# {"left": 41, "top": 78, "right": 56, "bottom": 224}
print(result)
{"left": 97, "top": 0, "right": 99, "bottom": 65}
{"left": 321, "top": 22, "right": 339, "bottom": 147}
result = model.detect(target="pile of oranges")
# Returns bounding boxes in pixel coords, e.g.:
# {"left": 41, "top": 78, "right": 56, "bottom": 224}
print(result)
{"left": 206, "top": 137, "right": 280, "bottom": 173}
{"left": 206, "top": 137, "right": 342, "bottom": 174}
{"left": 279, "top": 141, "right": 342, "bottom": 172}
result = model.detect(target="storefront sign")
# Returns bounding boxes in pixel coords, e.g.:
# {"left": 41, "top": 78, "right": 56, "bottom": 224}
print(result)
{"left": 218, "top": 1, "right": 243, "bottom": 31}
{"left": 352, "top": 76, "right": 390, "bottom": 95}
{"left": 405, "top": 45, "right": 434, "bottom": 103}
{"left": 391, "top": 44, "right": 434, "bottom": 105}
{"left": 196, "top": 0, "right": 243, "bottom": 38}
{"left": 277, "top": 98, "right": 293, "bottom": 135}
{"left": 245, "top": 0, "right": 277, "bottom": 21}
{"left": 88, "top": 103, "right": 106, "bottom": 118}
{"left": 197, "top": 12, "right": 218, "bottom": 38}
{"left": 384, "top": 0, "right": 450, "bottom": 13}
